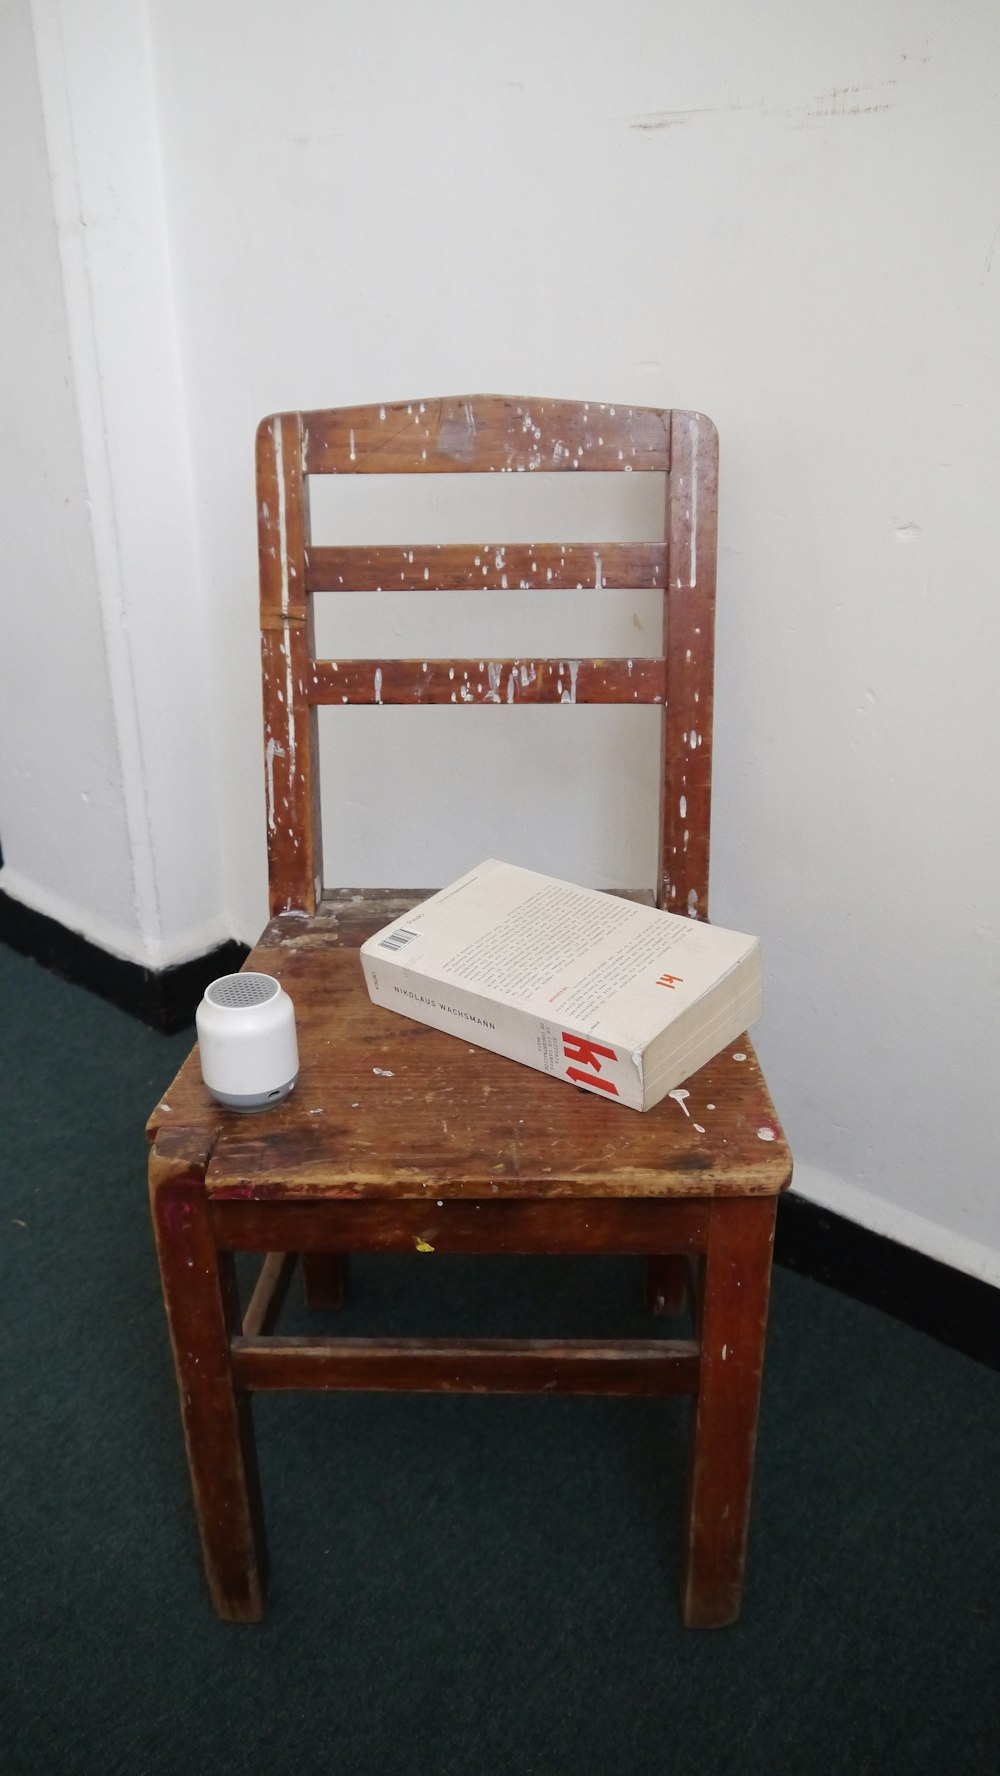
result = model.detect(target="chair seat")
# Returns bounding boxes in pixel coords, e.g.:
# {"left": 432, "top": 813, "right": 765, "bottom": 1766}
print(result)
{"left": 148, "top": 901, "right": 790, "bottom": 1205}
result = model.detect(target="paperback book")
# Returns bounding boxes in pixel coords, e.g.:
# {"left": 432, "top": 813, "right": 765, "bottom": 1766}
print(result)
{"left": 360, "top": 859, "right": 761, "bottom": 1111}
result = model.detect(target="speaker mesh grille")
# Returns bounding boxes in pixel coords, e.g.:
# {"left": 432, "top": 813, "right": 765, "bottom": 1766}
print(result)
{"left": 205, "top": 973, "right": 279, "bottom": 1009}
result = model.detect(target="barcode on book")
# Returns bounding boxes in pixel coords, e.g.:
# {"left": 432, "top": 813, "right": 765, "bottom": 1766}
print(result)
{"left": 379, "top": 926, "right": 421, "bottom": 953}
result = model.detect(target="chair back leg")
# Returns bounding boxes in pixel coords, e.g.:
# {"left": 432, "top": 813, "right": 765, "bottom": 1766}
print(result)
{"left": 646, "top": 1253, "right": 689, "bottom": 1316}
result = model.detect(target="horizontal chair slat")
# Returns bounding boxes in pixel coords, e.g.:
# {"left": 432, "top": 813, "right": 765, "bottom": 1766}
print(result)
{"left": 301, "top": 395, "right": 671, "bottom": 475}
{"left": 307, "top": 657, "right": 666, "bottom": 706}
{"left": 230, "top": 1335, "right": 701, "bottom": 1396}
{"left": 304, "top": 542, "right": 667, "bottom": 592}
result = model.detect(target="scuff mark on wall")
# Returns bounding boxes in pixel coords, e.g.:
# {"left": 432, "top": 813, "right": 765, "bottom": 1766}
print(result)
{"left": 628, "top": 80, "right": 896, "bottom": 133}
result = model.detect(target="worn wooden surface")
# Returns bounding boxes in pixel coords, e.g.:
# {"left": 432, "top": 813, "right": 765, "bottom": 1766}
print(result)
{"left": 298, "top": 395, "right": 671, "bottom": 476}
{"left": 256, "top": 396, "right": 718, "bottom": 920}
{"left": 305, "top": 541, "right": 666, "bottom": 593}
{"left": 307, "top": 656, "right": 666, "bottom": 706}
{"left": 208, "top": 1196, "right": 712, "bottom": 1254}
{"left": 147, "top": 941, "right": 791, "bottom": 1204}
{"left": 660, "top": 410, "right": 718, "bottom": 918}
{"left": 149, "top": 396, "right": 789, "bottom": 1630}
{"left": 230, "top": 1335, "right": 700, "bottom": 1396}
{"left": 682, "top": 1196, "right": 777, "bottom": 1628}
{"left": 148, "top": 1131, "right": 268, "bottom": 1621}
{"left": 257, "top": 411, "right": 323, "bottom": 916}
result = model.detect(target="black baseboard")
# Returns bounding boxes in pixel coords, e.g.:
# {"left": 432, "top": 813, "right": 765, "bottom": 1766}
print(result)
{"left": 2, "top": 888, "right": 997, "bottom": 1368}
{"left": 775, "top": 1192, "right": 999, "bottom": 1372}
{"left": 0, "top": 888, "right": 249, "bottom": 1034}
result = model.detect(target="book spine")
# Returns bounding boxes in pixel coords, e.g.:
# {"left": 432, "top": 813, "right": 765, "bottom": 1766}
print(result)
{"left": 361, "top": 951, "right": 647, "bottom": 1109}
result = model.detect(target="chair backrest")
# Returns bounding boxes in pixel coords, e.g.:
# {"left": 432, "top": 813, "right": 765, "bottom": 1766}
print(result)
{"left": 256, "top": 395, "right": 718, "bottom": 923}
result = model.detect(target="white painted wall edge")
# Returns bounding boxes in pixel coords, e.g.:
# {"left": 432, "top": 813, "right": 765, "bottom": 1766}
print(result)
{"left": 0, "top": 865, "right": 232, "bottom": 973}
{"left": 29, "top": 0, "right": 155, "bottom": 946}
{"left": 791, "top": 1162, "right": 1000, "bottom": 1292}
{"left": 28, "top": 0, "right": 227, "bottom": 961}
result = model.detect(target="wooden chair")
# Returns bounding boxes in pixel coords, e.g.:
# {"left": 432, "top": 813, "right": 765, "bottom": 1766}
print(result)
{"left": 147, "top": 396, "right": 792, "bottom": 1629}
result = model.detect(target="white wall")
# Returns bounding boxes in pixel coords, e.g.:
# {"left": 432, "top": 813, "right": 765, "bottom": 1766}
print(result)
{"left": 0, "top": 0, "right": 136, "bottom": 951}
{"left": 4, "top": 1, "right": 999, "bottom": 1282}
{"left": 0, "top": 0, "right": 228, "bottom": 968}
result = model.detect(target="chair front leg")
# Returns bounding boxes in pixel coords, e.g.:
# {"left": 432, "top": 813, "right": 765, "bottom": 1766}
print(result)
{"left": 682, "top": 1195, "right": 777, "bottom": 1628}
{"left": 149, "top": 1132, "right": 268, "bottom": 1621}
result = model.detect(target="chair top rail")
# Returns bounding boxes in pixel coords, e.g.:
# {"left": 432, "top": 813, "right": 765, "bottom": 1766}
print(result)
{"left": 292, "top": 394, "right": 674, "bottom": 476}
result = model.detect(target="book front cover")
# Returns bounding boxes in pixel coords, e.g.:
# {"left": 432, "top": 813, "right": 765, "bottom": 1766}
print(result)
{"left": 361, "top": 860, "right": 760, "bottom": 1108}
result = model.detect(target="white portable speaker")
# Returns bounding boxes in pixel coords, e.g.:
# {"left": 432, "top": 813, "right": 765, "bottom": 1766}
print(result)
{"left": 195, "top": 973, "right": 299, "bottom": 1112}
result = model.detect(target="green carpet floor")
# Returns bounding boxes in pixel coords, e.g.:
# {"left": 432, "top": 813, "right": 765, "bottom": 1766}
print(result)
{"left": 2, "top": 943, "right": 999, "bottom": 1775}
